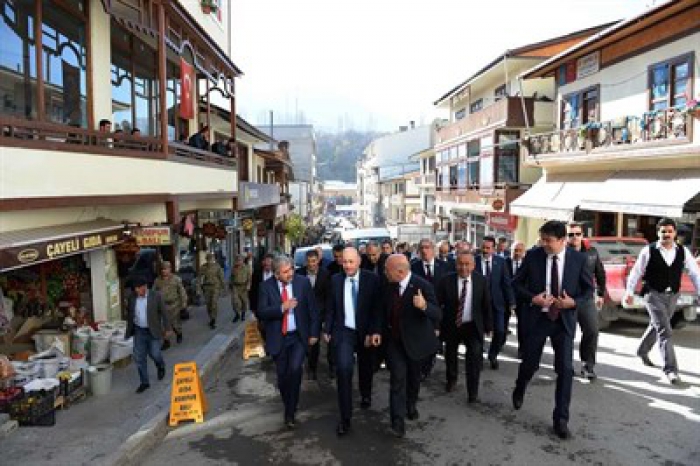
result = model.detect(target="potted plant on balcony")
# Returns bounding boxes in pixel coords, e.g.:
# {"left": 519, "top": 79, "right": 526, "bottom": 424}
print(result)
{"left": 685, "top": 96, "right": 700, "bottom": 118}
{"left": 201, "top": 0, "right": 217, "bottom": 14}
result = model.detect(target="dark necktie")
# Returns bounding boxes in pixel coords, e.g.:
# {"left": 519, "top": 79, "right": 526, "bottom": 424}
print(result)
{"left": 391, "top": 283, "right": 402, "bottom": 340}
{"left": 425, "top": 263, "right": 432, "bottom": 281}
{"left": 456, "top": 279, "right": 468, "bottom": 327}
{"left": 485, "top": 260, "right": 492, "bottom": 278}
{"left": 548, "top": 255, "right": 560, "bottom": 321}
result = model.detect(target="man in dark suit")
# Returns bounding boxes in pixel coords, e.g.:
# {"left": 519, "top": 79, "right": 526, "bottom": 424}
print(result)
{"left": 436, "top": 252, "right": 492, "bottom": 402}
{"left": 250, "top": 254, "right": 274, "bottom": 340}
{"left": 437, "top": 240, "right": 456, "bottom": 272}
{"left": 475, "top": 236, "right": 515, "bottom": 369}
{"left": 511, "top": 220, "right": 594, "bottom": 440}
{"left": 297, "top": 249, "right": 333, "bottom": 380}
{"left": 125, "top": 276, "right": 171, "bottom": 393}
{"left": 506, "top": 241, "right": 528, "bottom": 358}
{"left": 325, "top": 247, "right": 381, "bottom": 435}
{"left": 376, "top": 254, "right": 441, "bottom": 438}
{"left": 327, "top": 244, "right": 345, "bottom": 276}
{"left": 257, "top": 255, "right": 320, "bottom": 429}
{"left": 360, "top": 241, "right": 387, "bottom": 279}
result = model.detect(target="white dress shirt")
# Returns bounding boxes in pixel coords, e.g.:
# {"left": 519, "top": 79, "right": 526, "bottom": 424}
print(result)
{"left": 458, "top": 276, "right": 473, "bottom": 323}
{"left": 398, "top": 273, "right": 412, "bottom": 296}
{"left": 423, "top": 260, "right": 435, "bottom": 277}
{"left": 512, "top": 259, "right": 522, "bottom": 276}
{"left": 263, "top": 270, "right": 273, "bottom": 282}
{"left": 481, "top": 256, "right": 492, "bottom": 275}
{"left": 278, "top": 280, "right": 296, "bottom": 332}
{"left": 307, "top": 271, "right": 317, "bottom": 288}
{"left": 344, "top": 274, "right": 359, "bottom": 329}
{"left": 134, "top": 292, "right": 149, "bottom": 328}
{"left": 626, "top": 242, "right": 700, "bottom": 296}
{"left": 543, "top": 249, "right": 566, "bottom": 313}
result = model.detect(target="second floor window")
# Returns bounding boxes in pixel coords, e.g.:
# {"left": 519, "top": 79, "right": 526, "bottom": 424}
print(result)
{"left": 494, "top": 84, "right": 507, "bottom": 101}
{"left": 470, "top": 99, "right": 483, "bottom": 114}
{"left": 649, "top": 54, "right": 692, "bottom": 111}
{"left": 455, "top": 108, "right": 466, "bottom": 120}
{"left": 560, "top": 86, "right": 599, "bottom": 130}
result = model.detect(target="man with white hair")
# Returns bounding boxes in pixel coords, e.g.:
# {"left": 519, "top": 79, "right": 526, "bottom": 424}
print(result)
{"left": 506, "top": 241, "right": 528, "bottom": 357}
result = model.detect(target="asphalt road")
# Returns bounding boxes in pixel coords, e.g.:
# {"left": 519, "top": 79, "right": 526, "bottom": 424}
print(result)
{"left": 143, "top": 320, "right": 700, "bottom": 466}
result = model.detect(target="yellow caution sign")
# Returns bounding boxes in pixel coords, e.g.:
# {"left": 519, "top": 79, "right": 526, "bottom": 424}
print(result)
{"left": 169, "top": 362, "right": 208, "bottom": 427}
{"left": 243, "top": 321, "right": 266, "bottom": 360}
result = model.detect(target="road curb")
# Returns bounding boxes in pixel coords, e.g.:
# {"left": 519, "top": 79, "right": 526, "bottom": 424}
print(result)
{"left": 105, "top": 325, "right": 245, "bottom": 466}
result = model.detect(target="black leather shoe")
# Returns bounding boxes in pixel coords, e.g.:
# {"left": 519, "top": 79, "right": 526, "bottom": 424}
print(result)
{"left": 209, "top": 319, "right": 216, "bottom": 329}
{"left": 390, "top": 418, "right": 405, "bottom": 438}
{"left": 360, "top": 397, "right": 371, "bottom": 409}
{"left": 136, "top": 383, "right": 150, "bottom": 394}
{"left": 176, "top": 331, "right": 183, "bottom": 344}
{"left": 157, "top": 366, "right": 166, "bottom": 381}
{"left": 285, "top": 416, "right": 296, "bottom": 429}
{"left": 512, "top": 387, "right": 524, "bottom": 410}
{"left": 161, "top": 340, "right": 171, "bottom": 351}
{"left": 489, "top": 357, "right": 499, "bottom": 370}
{"left": 336, "top": 420, "right": 351, "bottom": 436}
{"left": 406, "top": 406, "right": 419, "bottom": 420}
{"left": 468, "top": 394, "right": 480, "bottom": 404}
{"left": 446, "top": 380, "right": 456, "bottom": 393}
{"left": 554, "top": 420, "right": 571, "bottom": 439}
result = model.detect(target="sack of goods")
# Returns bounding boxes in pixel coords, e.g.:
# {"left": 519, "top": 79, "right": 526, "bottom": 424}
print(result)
{"left": 109, "top": 336, "right": 133, "bottom": 363}
{"left": 89, "top": 333, "right": 111, "bottom": 365}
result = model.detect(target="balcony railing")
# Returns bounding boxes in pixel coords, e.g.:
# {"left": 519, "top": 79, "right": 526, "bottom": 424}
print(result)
{"left": 0, "top": 116, "right": 235, "bottom": 168}
{"left": 526, "top": 108, "right": 693, "bottom": 158}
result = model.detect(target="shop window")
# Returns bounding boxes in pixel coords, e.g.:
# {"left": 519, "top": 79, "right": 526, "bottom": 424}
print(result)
{"left": 470, "top": 98, "right": 483, "bottom": 114}
{"left": 649, "top": 54, "right": 693, "bottom": 111}
{"left": 0, "top": 0, "right": 38, "bottom": 120}
{"left": 495, "top": 131, "right": 519, "bottom": 184}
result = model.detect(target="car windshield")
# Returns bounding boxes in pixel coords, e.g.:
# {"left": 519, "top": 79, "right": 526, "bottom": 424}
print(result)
{"left": 588, "top": 240, "right": 647, "bottom": 263}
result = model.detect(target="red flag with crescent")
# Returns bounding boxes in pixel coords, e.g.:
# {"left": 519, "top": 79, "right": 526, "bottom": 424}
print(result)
{"left": 180, "top": 58, "right": 195, "bottom": 119}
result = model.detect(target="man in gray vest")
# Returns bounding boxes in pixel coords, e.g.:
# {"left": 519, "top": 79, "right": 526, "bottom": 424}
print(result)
{"left": 625, "top": 218, "right": 700, "bottom": 385}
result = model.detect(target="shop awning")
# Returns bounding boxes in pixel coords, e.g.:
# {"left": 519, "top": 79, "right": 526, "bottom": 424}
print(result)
{"left": 579, "top": 169, "right": 700, "bottom": 218}
{"left": 510, "top": 172, "right": 611, "bottom": 220}
{"left": 0, "top": 219, "right": 125, "bottom": 272}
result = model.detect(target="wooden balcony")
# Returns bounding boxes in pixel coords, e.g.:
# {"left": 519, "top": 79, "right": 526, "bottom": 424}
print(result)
{"left": 523, "top": 108, "right": 695, "bottom": 165}
{"left": 0, "top": 117, "right": 236, "bottom": 169}
{"left": 437, "top": 97, "right": 543, "bottom": 144}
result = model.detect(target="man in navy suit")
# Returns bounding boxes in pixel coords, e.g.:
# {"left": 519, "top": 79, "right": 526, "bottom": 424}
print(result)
{"left": 475, "top": 236, "right": 515, "bottom": 369}
{"left": 511, "top": 220, "right": 594, "bottom": 440}
{"left": 257, "top": 255, "right": 320, "bottom": 429}
{"left": 325, "top": 247, "right": 381, "bottom": 435}
{"left": 377, "top": 254, "right": 441, "bottom": 438}
{"left": 506, "top": 241, "right": 528, "bottom": 358}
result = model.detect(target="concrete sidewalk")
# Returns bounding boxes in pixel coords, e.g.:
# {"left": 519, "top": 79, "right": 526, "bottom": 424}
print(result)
{"left": 0, "top": 297, "right": 247, "bottom": 466}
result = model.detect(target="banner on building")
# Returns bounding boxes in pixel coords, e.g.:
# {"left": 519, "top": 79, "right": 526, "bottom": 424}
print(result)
{"left": 486, "top": 212, "right": 518, "bottom": 232}
{"left": 180, "top": 58, "right": 195, "bottom": 120}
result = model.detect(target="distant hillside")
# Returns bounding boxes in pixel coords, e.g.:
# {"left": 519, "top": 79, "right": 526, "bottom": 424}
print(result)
{"left": 316, "top": 130, "right": 384, "bottom": 182}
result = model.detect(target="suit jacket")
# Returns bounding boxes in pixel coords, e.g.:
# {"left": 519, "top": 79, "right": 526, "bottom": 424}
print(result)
{"left": 411, "top": 259, "right": 451, "bottom": 287}
{"left": 513, "top": 246, "right": 595, "bottom": 337}
{"left": 378, "top": 274, "right": 442, "bottom": 361}
{"left": 296, "top": 266, "right": 332, "bottom": 322}
{"left": 257, "top": 275, "right": 320, "bottom": 357}
{"left": 474, "top": 254, "right": 515, "bottom": 313}
{"left": 436, "top": 272, "right": 492, "bottom": 339}
{"left": 325, "top": 269, "right": 381, "bottom": 342}
{"left": 360, "top": 253, "right": 387, "bottom": 277}
{"left": 125, "top": 290, "right": 170, "bottom": 339}
{"left": 326, "top": 261, "right": 343, "bottom": 277}
{"left": 437, "top": 256, "right": 456, "bottom": 273}
{"left": 249, "top": 267, "right": 274, "bottom": 312}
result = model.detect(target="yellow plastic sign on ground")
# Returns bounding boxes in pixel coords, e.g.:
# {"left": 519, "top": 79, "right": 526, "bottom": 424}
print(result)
{"left": 169, "top": 362, "right": 207, "bottom": 427}
{"left": 243, "top": 321, "right": 266, "bottom": 360}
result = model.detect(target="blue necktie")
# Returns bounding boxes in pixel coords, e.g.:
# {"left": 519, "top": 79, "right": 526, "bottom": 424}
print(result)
{"left": 351, "top": 278, "right": 358, "bottom": 313}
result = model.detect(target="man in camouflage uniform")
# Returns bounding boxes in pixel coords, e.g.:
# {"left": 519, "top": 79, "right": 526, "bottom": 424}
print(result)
{"left": 199, "top": 252, "right": 225, "bottom": 329}
{"left": 230, "top": 255, "right": 251, "bottom": 323}
{"left": 154, "top": 261, "right": 188, "bottom": 348}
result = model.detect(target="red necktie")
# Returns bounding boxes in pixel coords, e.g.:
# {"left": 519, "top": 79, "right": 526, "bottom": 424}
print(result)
{"left": 281, "top": 284, "right": 289, "bottom": 335}
{"left": 548, "top": 255, "right": 560, "bottom": 321}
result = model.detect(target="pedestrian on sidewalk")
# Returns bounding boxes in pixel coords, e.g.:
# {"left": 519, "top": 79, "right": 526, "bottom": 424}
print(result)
{"left": 567, "top": 222, "right": 606, "bottom": 380}
{"left": 377, "top": 254, "right": 441, "bottom": 438}
{"left": 257, "top": 255, "right": 320, "bottom": 429}
{"left": 511, "top": 220, "right": 594, "bottom": 440}
{"left": 230, "top": 255, "right": 251, "bottom": 323}
{"left": 199, "top": 252, "right": 225, "bottom": 329}
{"left": 125, "top": 277, "right": 172, "bottom": 394}
{"left": 154, "top": 261, "right": 188, "bottom": 348}
{"left": 624, "top": 218, "right": 700, "bottom": 385}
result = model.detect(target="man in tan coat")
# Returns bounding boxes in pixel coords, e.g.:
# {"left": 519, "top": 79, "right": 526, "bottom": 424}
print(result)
{"left": 154, "top": 261, "right": 188, "bottom": 347}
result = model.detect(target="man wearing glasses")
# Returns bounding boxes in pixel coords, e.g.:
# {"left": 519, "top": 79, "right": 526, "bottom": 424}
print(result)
{"left": 567, "top": 223, "right": 606, "bottom": 380}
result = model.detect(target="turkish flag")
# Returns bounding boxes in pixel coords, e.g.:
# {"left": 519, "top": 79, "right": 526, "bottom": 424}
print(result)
{"left": 180, "top": 58, "right": 195, "bottom": 120}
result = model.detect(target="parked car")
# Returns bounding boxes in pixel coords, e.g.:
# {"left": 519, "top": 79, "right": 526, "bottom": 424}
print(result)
{"left": 586, "top": 237, "right": 699, "bottom": 329}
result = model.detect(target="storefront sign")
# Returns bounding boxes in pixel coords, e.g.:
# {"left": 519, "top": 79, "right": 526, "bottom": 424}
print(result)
{"left": 576, "top": 51, "right": 600, "bottom": 80}
{"left": 179, "top": 58, "right": 195, "bottom": 120}
{"left": 132, "top": 226, "right": 172, "bottom": 246}
{"left": 238, "top": 182, "right": 281, "bottom": 210}
{"left": 486, "top": 212, "right": 518, "bottom": 232}
{"left": 169, "top": 362, "right": 207, "bottom": 427}
{"left": 1, "top": 228, "right": 124, "bottom": 272}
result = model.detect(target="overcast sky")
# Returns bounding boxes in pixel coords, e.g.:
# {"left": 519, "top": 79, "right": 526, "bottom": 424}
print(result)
{"left": 231, "top": 0, "right": 652, "bottom": 133}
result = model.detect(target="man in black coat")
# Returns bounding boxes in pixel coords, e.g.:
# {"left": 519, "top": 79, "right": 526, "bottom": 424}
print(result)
{"left": 375, "top": 254, "right": 441, "bottom": 438}
{"left": 325, "top": 247, "right": 382, "bottom": 435}
{"left": 436, "top": 252, "right": 492, "bottom": 402}
{"left": 327, "top": 244, "right": 345, "bottom": 276}
{"left": 506, "top": 240, "right": 528, "bottom": 358}
{"left": 297, "top": 249, "right": 333, "bottom": 379}
{"left": 360, "top": 241, "right": 387, "bottom": 279}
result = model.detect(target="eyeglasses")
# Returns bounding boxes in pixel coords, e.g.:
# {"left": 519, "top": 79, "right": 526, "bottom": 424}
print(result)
{"left": 568, "top": 232, "right": 583, "bottom": 238}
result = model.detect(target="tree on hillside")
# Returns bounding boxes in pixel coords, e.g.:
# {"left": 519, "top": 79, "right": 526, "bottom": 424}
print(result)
{"left": 316, "top": 130, "right": 384, "bottom": 182}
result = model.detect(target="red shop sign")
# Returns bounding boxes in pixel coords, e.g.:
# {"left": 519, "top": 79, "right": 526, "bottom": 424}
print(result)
{"left": 180, "top": 58, "right": 195, "bottom": 120}
{"left": 486, "top": 212, "right": 518, "bottom": 232}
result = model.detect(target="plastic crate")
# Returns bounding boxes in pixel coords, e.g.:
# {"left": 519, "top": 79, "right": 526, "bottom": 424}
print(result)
{"left": 9, "top": 389, "right": 56, "bottom": 426}
{"left": 0, "top": 387, "right": 23, "bottom": 413}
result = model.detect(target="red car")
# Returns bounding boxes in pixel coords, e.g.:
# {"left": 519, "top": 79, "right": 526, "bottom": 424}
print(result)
{"left": 584, "top": 237, "right": 699, "bottom": 330}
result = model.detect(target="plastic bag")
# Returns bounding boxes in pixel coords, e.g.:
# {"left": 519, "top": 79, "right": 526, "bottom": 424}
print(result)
{"left": 109, "top": 337, "right": 133, "bottom": 362}
{"left": 89, "top": 335, "right": 111, "bottom": 365}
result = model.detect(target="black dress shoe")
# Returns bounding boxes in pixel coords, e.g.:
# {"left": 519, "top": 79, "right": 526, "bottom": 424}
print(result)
{"left": 406, "top": 406, "right": 419, "bottom": 420}
{"left": 489, "top": 357, "right": 499, "bottom": 370}
{"left": 285, "top": 417, "right": 296, "bottom": 429}
{"left": 360, "top": 397, "right": 371, "bottom": 409}
{"left": 161, "top": 340, "right": 171, "bottom": 351}
{"left": 176, "top": 331, "right": 183, "bottom": 344}
{"left": 136, "top": 383, "right": 150, "bottom": 394}
{"left": 512, "top": 387, "right": 524, "bottom": 410}
{"left": 157, "top": 366, "right": 166, "bottom": 380}
{"left": 209, "top": 319, "right": 216, "bottom": 329}
{"left": 390, "top": 418, "right": 405, "bottom": 438}
{"left": 468, "top": 395, "right": 480, "bottom": 404}
{"left": 336, "top": 420, "right": 351, "bottom": 436}
{"left": 553, "top": 420, "right": 571, "bottom": 439}
{"left": 445, "top": 380, "right": 456, "bottom": 393}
